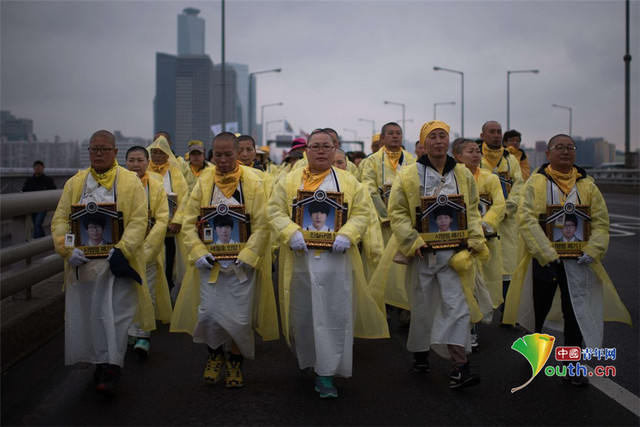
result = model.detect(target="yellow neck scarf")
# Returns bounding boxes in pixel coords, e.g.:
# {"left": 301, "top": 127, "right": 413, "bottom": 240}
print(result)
{"left": 472, "top": 167, "right": 480, "bottom": 181}
{"left": 546, "top": 164, "right": 579, "bottom": 196}
{"left": 140, "top": 172, "right": 149, "bottom": 189}
{"left": 506, "top": 145, "right": 522, "bottom": 161}
{"left": 190, "top": 163, "right": 205, "bottom": 178}
{"left": 482, "top": 142, "right": 504, "bottom": 170}
{"left": 384, "top": 146, "right": 402, "bottom": 171}
{"left": 214, "top": 165, "right": 242, "bottom": 199}
{"left": 302, "top": 167, "right": 332, "bottom": 192}
{"left": 149, "top": 161, "right": 169, "bottom": 176}
{"left": 90, "top": 161, "right": 118, "bottom": 191}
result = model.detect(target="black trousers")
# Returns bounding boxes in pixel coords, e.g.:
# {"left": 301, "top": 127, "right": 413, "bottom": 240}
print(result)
{"left": 164, "top": 236, "right": 175, "bottom": 290}
{"left": 532, "top": 261, "right": 583, "bottom": 347}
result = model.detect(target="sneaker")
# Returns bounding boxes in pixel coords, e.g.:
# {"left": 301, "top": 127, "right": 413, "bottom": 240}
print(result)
{"left": 204, "top": 353, "right": 225, "bottom": 384}
{"left": 563, "top": 374, "right": 590, "bottom": 387}
{"left": 225, "top": 360, "right": 244, "bottom": 388}
{"left": 314, "top": 376, "right": 338, "bottom": 399}
{"left": 134, "top": 338, "right": 150, "bottom": 357}
{"left": 96, "top": 364, "right": 121, "bottom": 395}
{"left": 449, "top": 362, "right": 481, "bottom": 389}
{"left": 127, "top": 335, "right": 136, "bottom": 346}
{"left": 412, "top": 351, "right": 430, "bottom": 373}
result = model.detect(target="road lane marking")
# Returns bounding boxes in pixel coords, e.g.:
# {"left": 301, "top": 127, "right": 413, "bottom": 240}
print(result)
{"left": 586, "top": 366, "right": 640, "bottom": 417}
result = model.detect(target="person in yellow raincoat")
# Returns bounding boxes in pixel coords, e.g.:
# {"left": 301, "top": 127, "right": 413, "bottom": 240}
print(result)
{"left": 452, "top": 138, "right": 506, "bottom": 350}
{"left": 171, "top": 132, "right": 278, "bottom": 389}
{"left": 503, "top": 134, "right": 631, "bottom": 386}
{"left": 479, "top": 121, "right": 524, "bottom": 303}
{"left": 503, "top": 129, "right": 531, "bottom": 181}
{"left": 268, "top": 128, "right": 389, "bottom": 399}
{"left": 388, "top": 121, "right": 487, "bottom": 389}
{"left": 361, "top": 122, "right": 416, "bottom": 315}
{"left": 147, "top": 135, "right": 189, "bottom": 299}
{"left": 183, "top": 140, "right": 213, "bottom": 192}
{"left": 51, "top": 130, "right": 154, "bottom": 396}
{"left": 238, "top": 135, "right": 275, "bottom": 197}
{"left": 292, "top": 128, "right": 360, "bottom": 176}
{"left": 125, "top": 146, "right": 172, "bottom": 357}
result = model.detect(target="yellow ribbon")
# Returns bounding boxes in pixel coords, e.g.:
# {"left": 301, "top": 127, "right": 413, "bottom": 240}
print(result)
{"left": 545, "top": 164, "right": 580, "bottom": 199}
{"left": 482, "top": 142, "right": 504, "bottom": 170}
{"left": 214, "top": 165, "right": 243, "bottom": 199}
{"left": 302, "top": 167, "right": 331, "bottom": 192}
{"left": 89, "top": 160, "right": 118, "bottom": 191}
{"left": 383, "top": 146, "right": 402, "bottom": 171}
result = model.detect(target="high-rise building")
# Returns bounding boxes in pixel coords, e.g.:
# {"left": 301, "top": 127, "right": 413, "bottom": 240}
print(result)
{"left": 154, "top": 53, "right": 177, "bottom": 142}
{"left": 227, "top": 63, "right": 249, "bottom": 133}
{"left": 1, "top": 110, "right": 34, "bottom": 141}
{"left": 178, "top": 8, "right": 204, "bottom": 55}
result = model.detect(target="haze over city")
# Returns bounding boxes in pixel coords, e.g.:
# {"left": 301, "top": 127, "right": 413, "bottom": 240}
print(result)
{"left": 1, "top": 0, "right": 638, "bottom": 150}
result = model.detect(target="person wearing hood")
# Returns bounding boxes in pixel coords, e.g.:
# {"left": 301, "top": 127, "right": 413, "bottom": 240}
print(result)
{"left": 147, "top": 135, "right": 189, "bottom": 297}
{"left": 51, "top": 130, "right": 154, "bottom": 395}
{"left": 183, "top": 140, "right": 213, "bottom": 192}
{"left": 387, "top": 120, "right": 487, "bottom": 389}
{"left": 503, "top": 134, "right": 631, "bottom": 387}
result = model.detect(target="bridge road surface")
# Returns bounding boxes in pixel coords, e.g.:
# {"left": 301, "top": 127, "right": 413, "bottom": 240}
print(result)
{"left": 2, "top": 192, "right": 639, "bottom": 426}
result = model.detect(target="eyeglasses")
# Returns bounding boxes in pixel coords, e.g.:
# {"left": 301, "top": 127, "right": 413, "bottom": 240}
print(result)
{"left": 88, "top": 147, "right": 114, "bottom": 154}
{"left": 549, "top": 145, "right": 577, "bottom": 152}
{"left": 307, "top": 144, "right": 335, "bottom": 152}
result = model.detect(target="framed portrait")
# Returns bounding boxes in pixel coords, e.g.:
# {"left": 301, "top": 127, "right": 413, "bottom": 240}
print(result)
{"left": 539, "top": 203, "right": 591, "bottom": 258}
{"left": 497, "top": 172, "right": 513, "bottom": 199}
{"left": 166, "top": 194, "right": 178, "bottom": 236}
{"left": 478, "top": 192, "right": 498, "bottom": 239}
{"left": 292, "top": 189, "right": 347, "bottom": 249}
{"left": 69, "top": 202, "right": 123, "bottom": 258}
{"left": 414, "top": 194, "right": 468, "bottom": 250}
{"left": 197, "top": 203, "right": 251, "bottom": 260}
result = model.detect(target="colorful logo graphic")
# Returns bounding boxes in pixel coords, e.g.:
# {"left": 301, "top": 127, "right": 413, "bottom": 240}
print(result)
{"left": 510, "top": 333, "right": 555, "bottom": 393}
{"left": 555, "top": 346, "right": 581, "bottom": 361}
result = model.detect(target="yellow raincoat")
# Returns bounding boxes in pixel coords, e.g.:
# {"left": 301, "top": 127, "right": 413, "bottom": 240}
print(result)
{"left": 268, "top": 166, "right": 389, "bottom": 344}
{"left": 170, "top": 165, "right": 279, "bottom": 342}
{"left": 51, "top": 166, "right": 155, "bottom": 331}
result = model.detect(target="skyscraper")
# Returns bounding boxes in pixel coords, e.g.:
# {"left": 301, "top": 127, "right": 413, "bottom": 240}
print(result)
{"left": 178, "top": 8, "right": 204, "bottom": 55}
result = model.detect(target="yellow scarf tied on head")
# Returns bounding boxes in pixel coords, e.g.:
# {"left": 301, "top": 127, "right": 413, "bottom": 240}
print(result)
{"left": 383, "top": 146, "right": 402, "bottom": 171}
{"left": 90, "top": 160, "right": 118, "bottom": 191}
{"left": 482, "top": 142, "right": 504, "bottom": 170}
{"left": 214, "top": 165, "right": 243, "bottom": 199}
{"left": 302, "top": 167, "right": 332, "bottom": 192}
{"left": 140, "top": 172, "right": 149, "bottom": 189}
{"left": 545, "top": 164, "right": 580, "bottom": 197}
{"left": 149, "top": 161, "right": 170, "bottom": 177}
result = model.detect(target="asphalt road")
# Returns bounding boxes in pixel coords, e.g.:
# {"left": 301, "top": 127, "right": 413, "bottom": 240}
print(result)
{"left": 2, "top": 192, "right": 638, "bottom": 426}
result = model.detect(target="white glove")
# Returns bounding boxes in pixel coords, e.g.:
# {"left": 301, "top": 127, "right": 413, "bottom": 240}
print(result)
{"left": 68, "top": 248, "right": 90, "bottom": 267}
{"left": 577, "top": 254, "right": 594, "bottom": 265}
{"left": 195, "top": 253, "right": 216, "bottom": 270}
{"left": 332, "top": 234, "right": 351, "bottom": 254}
{"left": 234, "top": 259, "right": 248, "bottom": 269}
{"left": 289, "top": 231, "right": 308, "bottom": 252}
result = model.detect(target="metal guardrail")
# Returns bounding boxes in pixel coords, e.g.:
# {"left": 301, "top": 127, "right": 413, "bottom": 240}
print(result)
{"left": 586, "top": 168, "right": 640, "bottom": 186}
{"left": 1, "top": 189, "right": 64, "bottom": 300}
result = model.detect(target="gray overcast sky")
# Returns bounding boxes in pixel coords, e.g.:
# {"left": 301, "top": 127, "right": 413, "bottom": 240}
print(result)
{"left": 1, "top": 0, "right": 638, "bottom": 151}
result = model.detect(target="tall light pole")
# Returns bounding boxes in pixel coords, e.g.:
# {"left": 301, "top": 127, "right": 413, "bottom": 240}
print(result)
{"left": 383, "top": 100, "right": 405, "bottom": 141}
{"left": 433, "top": 66, "right": 464, "bottom": 137}
{"left": 261, "top": 102, "right": 283, "bottom": 146}
{"left": 551, "top": 103, "right": 572, "bottom": 135}
{"left": 358, "top": 118, "right": 376, "bottom": 138}
{"left": 624, "top": 0, "right": 632, "bottom": 166}
{"left": 221, "top": 0, "right": 226, "bottom": 132}
{"left": 343, "top": 128, "right": 357, "bottom": 141}
{"left": 433, "top": 102, "right": 455, "bottom": 120}
{"left": 248, "top": 68, "right": 282, "bottom": 137}
{"left": 507, "top": 69, "right": 539, "bottom": 130}
{"left": 266, "top": 119, "right": 283, "bottom": 141}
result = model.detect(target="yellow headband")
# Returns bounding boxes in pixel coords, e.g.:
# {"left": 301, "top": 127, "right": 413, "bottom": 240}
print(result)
{"left": 419, "top": 120, "right": 450, "bottom": 144}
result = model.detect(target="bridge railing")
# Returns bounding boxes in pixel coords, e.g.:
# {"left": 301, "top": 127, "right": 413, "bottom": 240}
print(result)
{"left": 0, "top": 190, "right": 64, "bottom": 300}
{"left": 586, "top": 168, "right": 640, "bottom": 186}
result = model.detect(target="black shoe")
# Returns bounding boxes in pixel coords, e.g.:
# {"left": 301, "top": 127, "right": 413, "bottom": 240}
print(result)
{"left": 412, "top": 351, "right": 430, "bottom": 373}
{"left": 96, "top": 364, "right": 121, "bottom": 395}
{"left": 449, "top": 362, "right": 480, "bottom": 389}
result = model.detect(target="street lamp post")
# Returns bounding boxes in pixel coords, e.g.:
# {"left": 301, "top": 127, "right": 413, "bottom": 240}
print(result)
{"left": 551, "top": 103, "right": 573, "bottom": 135}
{"left": 261, "top": 102, "right": 283, "bottom": 145}
{"left": 433, "top": 102, "right": 455, "bottom": 120}
{"left": 383, "top": 101, "right": 405, "bottom": 141}
{"left": 433, "top": 66, "right": 464, "bottom": 137}
{"left": 266, "top": 119, "right": 283, "bottom": 141}
{"left": 358, "top": 118, "right": 376, "bottom": 138}
{"left": 248, "top": 68, "right": 282, "bottom": 137}
{"left": 343, "top": 128, "right": 357, "bottom": 141}
{"left": 507, "top": 69, "right": 539, "bottom": 130}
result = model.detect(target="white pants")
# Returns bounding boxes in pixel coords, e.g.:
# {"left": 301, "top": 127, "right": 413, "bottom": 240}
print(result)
{"left": 65, "top": 259, "right": 137, "bottom": 367}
